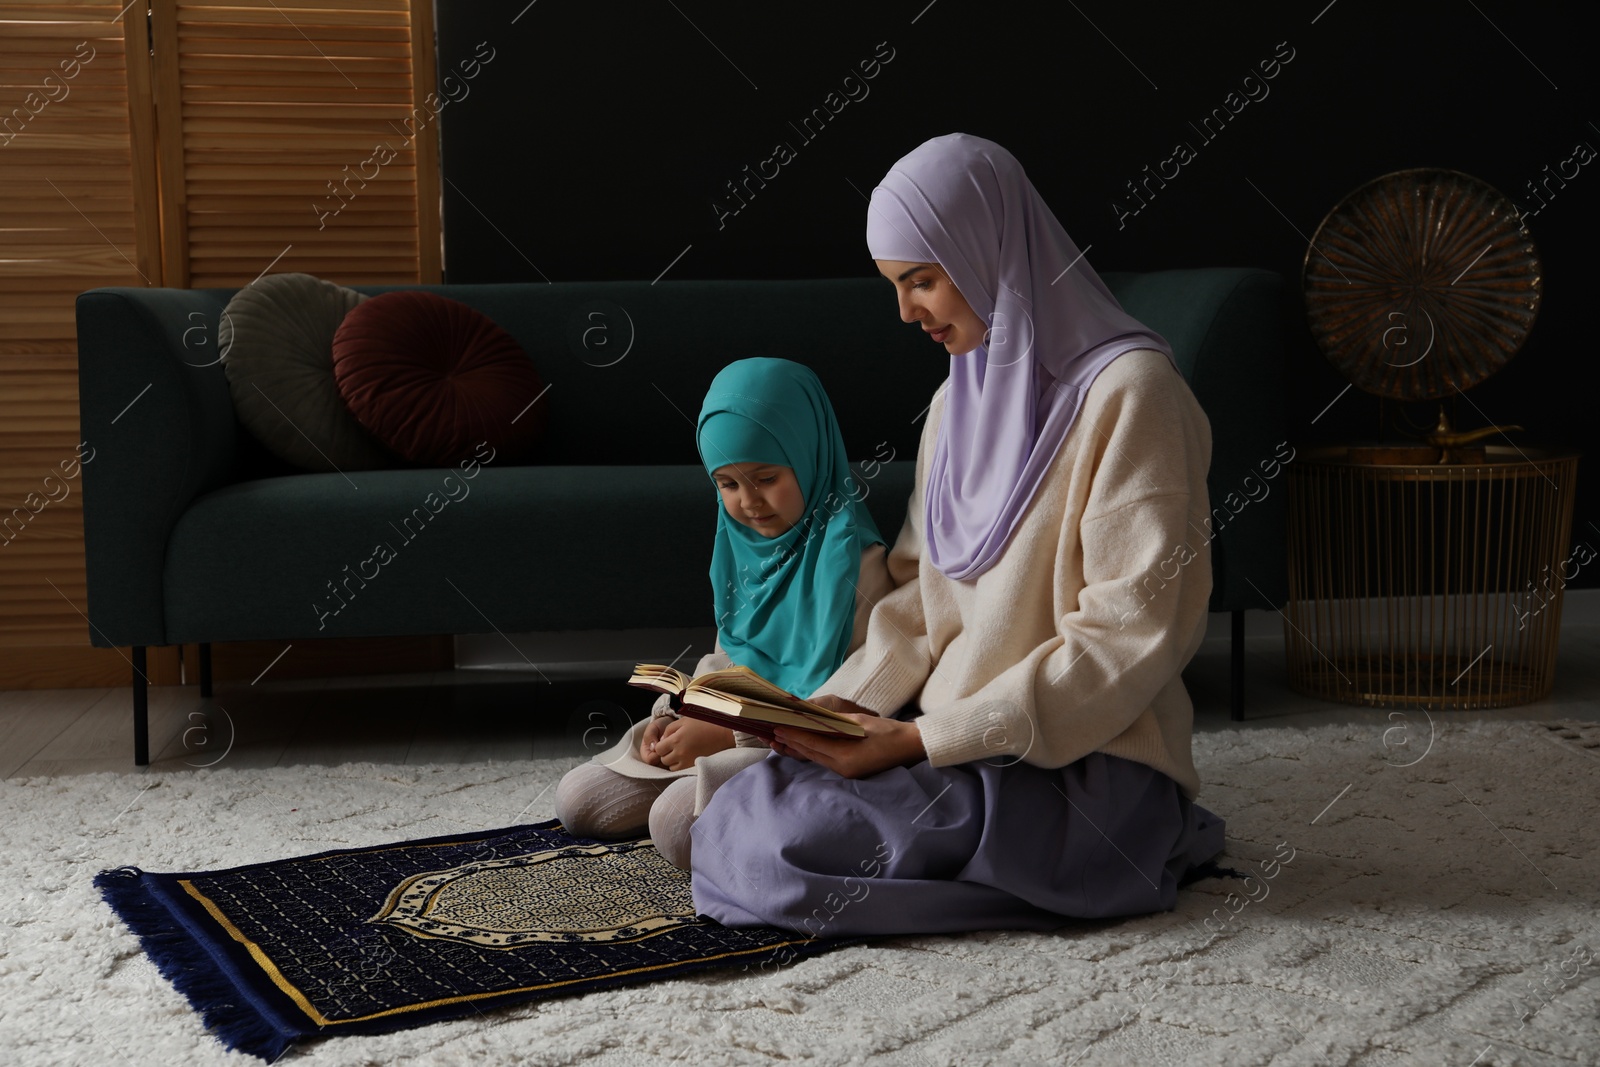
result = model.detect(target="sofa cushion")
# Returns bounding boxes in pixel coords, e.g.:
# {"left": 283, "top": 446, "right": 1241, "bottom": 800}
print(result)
{"left": 218, "top": 273, "right": 394, "bottom": 472}
{"left": 332, "top": 291, "right": 548, "bottom": 465}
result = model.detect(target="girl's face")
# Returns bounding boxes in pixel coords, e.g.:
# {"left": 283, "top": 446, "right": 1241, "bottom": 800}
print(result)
{"left": 875, "top": 260, "right": 988, "bottom": 355}
{"left": 711, "top": 462, "right": 805, "bottom": 538}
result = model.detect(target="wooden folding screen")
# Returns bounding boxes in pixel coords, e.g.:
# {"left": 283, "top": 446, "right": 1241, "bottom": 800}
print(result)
{"left": 2, "top": 3, "right": 147, "bottom": 686}
{"left": 0, "top": 0, "right": 443, "bottom": 689}
{"left": 148, "top": 0, "right": 441, "bottom": 287}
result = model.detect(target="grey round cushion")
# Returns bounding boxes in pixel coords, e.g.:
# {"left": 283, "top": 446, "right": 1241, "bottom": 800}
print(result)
{"left": 220, "top": 273, "right": 393, "bottom": 472}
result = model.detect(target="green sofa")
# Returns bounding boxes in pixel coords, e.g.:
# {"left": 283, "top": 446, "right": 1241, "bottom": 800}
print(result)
{"left": 75, "top": 270, "right": 1288, "bottom": 763}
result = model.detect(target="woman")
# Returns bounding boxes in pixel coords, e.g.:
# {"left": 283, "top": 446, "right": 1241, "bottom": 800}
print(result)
{"left": 690, "top": 134, "right": 1226, "bottom": 935}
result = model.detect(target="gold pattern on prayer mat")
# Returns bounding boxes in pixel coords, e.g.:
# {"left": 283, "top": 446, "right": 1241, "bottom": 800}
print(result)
{"left": 370, "top": 839, "right": 697, "bottom": 947}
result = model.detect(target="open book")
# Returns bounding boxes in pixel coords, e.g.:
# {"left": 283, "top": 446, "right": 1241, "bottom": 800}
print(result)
{"left": 627, "top": 663, "right": 866, "bottom": 742}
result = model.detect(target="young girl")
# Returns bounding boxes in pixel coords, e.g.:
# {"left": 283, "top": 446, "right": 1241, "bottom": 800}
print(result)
{"left": 691, "top": 134, "right": 1227, "bottom": 934}
{"left": 554, "top": 357, "right": 891, "bottom": 868}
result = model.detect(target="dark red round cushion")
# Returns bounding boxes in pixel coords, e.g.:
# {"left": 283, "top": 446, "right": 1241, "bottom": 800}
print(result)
{"left": 332, "top": 292, "right": 547, "bottom": 465}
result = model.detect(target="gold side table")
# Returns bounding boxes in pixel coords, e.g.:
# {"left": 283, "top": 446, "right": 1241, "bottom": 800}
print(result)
{"left": 1284, "top": 443, "right": 1581, "bottom": 708}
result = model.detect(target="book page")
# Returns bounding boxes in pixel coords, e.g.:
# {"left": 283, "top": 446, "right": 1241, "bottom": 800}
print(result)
{"left": 627, "top": 664, "right": 690, "bottom": 695}
{"left": 629, "top": 662, "right": 866, "bottom": 737}
{"left": 681, "top": 689, "right": 866, "bottom": 736}
{"left": 689, "top": 665, "right": 858, "bottom": 724}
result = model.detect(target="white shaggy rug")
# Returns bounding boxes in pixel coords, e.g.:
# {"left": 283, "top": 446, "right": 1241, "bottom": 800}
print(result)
{"left": 2, "top": 720, "right": 1597, "bottom": 1067}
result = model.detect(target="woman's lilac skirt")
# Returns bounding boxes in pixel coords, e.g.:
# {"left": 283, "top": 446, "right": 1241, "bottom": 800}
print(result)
{"left": 690, "top": 749, "right": 1225, "bottom": 937}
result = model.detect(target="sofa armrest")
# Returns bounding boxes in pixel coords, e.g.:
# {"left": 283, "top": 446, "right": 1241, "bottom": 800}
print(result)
{"left": 76, "top": 287, "right": 241, "bottom": 647}
{"left": 1105, "top": 268, "right": 1291, "bottom": 613}
{"left": 1182, "top": 270, "right": 1291, "bottom": 613}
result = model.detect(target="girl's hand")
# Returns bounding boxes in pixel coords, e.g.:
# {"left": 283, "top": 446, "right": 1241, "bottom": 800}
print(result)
{"left": 770, "top": 702, "right": 925, "bottom": 779}
{"left": 639, "top": 716, "right": 670, "bottom": 767}
{"left": 654, "top": 717, "right": 737, "bottom": 771}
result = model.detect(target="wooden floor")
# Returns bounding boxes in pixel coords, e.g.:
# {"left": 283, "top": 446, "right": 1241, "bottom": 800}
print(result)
{"left": 5, "top": 599, "right": 1598, "bottom": 779}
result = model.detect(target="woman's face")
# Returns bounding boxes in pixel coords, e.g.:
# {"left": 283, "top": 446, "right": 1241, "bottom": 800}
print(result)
{"left": 711, "top": 462, "right": 805, "bottom": 537}
{"left": 875, "top": 260, "right": 988, "bottom": 355}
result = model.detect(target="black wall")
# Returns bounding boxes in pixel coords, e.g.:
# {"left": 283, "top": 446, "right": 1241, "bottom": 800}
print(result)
{"left": 433, "top": 0, "right": 1598, "bottom": 587}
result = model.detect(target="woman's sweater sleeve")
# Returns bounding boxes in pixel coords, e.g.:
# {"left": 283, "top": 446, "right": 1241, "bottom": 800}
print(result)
{"left": 915, "top": 364, "right": 1214, "bottom": 773}
{"left": 915, "top": 498, "right": 1210, "bottom": 769}
{"left": 811, "top": 402, "right": 939, "bottom": 715}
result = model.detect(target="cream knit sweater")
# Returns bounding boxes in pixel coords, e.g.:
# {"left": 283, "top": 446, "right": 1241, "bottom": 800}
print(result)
{"left": 816, "top": 349, "right": 1213, "bottom": 797}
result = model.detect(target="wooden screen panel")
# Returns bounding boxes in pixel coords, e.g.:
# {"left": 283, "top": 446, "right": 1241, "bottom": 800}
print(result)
{"left": 153, "top": 0, "right": 440, "bottom": 287}
{"left": 1, "top": 1, "right": 442, "bottom": 689}
{"left": 0, "top": 3, "right": 144, "bottom": 667}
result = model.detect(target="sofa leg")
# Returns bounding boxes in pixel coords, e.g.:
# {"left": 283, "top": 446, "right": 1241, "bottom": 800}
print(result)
{"left": 199, "top": 642, "right": 213, "bottom": 698}
{"left": 1229, "top": 611, "right": 1245, "bottom": 722}
{"left": 133, "top": 646, "right": 150, "bottom": 766}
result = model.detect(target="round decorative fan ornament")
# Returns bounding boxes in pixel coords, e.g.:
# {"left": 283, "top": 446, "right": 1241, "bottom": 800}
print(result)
{"left": 1302, "top": 167, "right": 1541, "bottom": 401}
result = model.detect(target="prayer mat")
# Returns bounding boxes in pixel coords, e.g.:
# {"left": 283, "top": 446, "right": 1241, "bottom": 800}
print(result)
{"left": 95, "top": 821, "right": 847, "bottom": 1061}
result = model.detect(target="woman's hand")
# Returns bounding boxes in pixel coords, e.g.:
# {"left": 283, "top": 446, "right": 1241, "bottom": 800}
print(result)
{"left": 771, "top": 697, "right": 926, "bottom": 779}
{"left": 653, "top": 717, "right": 737, "bottom": 771}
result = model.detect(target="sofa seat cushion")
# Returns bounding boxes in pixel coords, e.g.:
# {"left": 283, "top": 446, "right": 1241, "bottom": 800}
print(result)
{"left": 332, "top": 291, "right": 548, "bottom": 466}
{"left": 161, "top": 462, "right": 915, "bottom": 643}
{"left": 218, "top": 273, "right": 394, "bottom": 472}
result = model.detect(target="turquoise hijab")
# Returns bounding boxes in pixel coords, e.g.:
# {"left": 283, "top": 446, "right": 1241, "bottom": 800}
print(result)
{"left": 697, "top": 358, "right": 883, "bottom": 698}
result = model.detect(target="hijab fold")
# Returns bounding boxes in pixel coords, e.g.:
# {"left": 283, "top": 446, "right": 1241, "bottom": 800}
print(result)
{"left": 866, "top": 133, "right": 1176, "bottom": 580}
{"left": 698, "top": 358, "right": 882, "bottom": 698}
